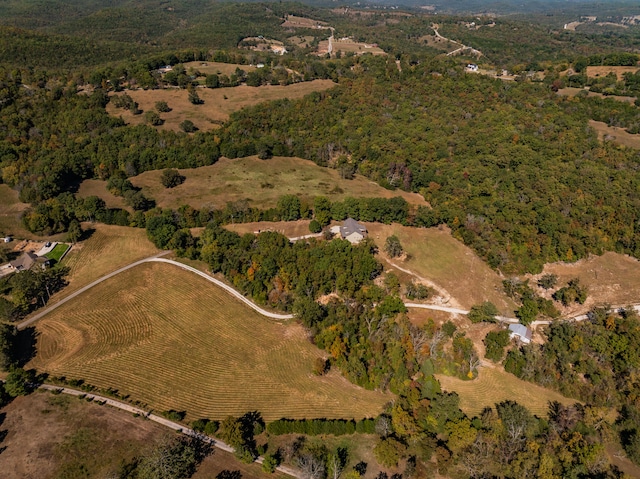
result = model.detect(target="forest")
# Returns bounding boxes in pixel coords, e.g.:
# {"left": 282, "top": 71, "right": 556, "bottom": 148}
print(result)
{"left": 3, "top": 0, "right": 640, "bottom": 476}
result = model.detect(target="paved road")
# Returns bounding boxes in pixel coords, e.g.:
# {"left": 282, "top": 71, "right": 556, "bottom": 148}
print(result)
{"left": 38, "top": 384, "right": 301, "bottom": 477}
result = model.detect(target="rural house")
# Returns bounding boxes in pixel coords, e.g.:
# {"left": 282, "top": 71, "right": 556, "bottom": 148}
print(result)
{"left": 339, "top": 218, "right": 368, "bottom": 244}
{"left": 10, "top": 252, "right": 50, "bottom": 272}
{"left": 508, "top": 323, "right": 532, "bottom": 344}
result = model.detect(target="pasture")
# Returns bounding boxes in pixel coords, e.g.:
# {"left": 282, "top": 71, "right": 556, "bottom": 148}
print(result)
{"left": 106, "top": 80, "right": 335, "bottom": 132}
{"left": 282, "top": 15, "right": 329, "bottom": 29}
{"left": 586, "top": 65, "right": 639, "bottom": 80}
{"left": 182, "top": 61, "right": 256, "bottom": 77}
{"left": 589, "top": 119, "right": 640, "bottom": 149}
{"left": 128, "top": 155, "right": 428, "bottom": 210}
{"left": 366, "top": 223, "right": 516, "bottom": 312}
{"left": 77, "top": 179, "right": 129, "bottom": 210}
{"left": 436, "top": 366, "right": 577, "bottom": 417}
{"left": 0, "top": 391, "right": 275, "bottom": 479}
{"left": 0, "top": 184, "right": 34, "bottom": 239}
{"left": 318, "top": 39, "right": 386, "bottom": 56}
{"left": 533, "top": 251, "right": 640, "bottom": 310}
{"left": 29, "top": 262, "right": 390, "bottom": 421}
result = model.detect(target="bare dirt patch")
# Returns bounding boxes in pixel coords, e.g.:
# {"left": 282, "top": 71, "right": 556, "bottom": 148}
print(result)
{"left": 106, "top": 80, "right": 336, "bottom": 132}
{"left": 589, "top": 119, "right": 640, "bottom": 149}
{"left": 128, "top": 155, "right": 428, "bottom": 210}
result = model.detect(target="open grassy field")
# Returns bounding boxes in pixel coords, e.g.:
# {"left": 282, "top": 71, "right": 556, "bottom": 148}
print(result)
{"left": 106, "top": 80, "right": 335, "bottom": 132}
{"left": 366, "top": 223, "right": 516, "bottom": 312}
{"left": 0, "top": 391, "right": 277, "bottom": 479}
{"left": 318, "top": 39, "right": 386, "bottom": 56}
{"left": 557, "top": 88, "right": 636, "bottom": 105}
{"left": 436, "top": 366, "right": 577, "bottom": 417}
{"left": 586, "top": 65, "right": 640, "bottom": 80}
{"left": 29, "top": 262, "right": 390, "bottom": 421}
{"left": 182, "top": 61, "right": 257, "bottom": 77}
{"left": 76, "top": 179, "right": 129, "bottom": 210}
{"left": 58, "top": 223, "right": 159, "bottom": 299}
{"left": 589, "top": 119, "right": 640, "bottom": 149}
{"left": 225, "top": 220, "right": 313, "bottom": 238}
{"left": 128, "top": 155, "right": 428, "bottom": 210}
{"left": 0, "top": 184, "right": 33, "bottom": 239}
{"left": 282, "top": 15, "right": 329, "bottom": 29}
{"left": 532, "top": 251, "right": 640, "bottom": 310}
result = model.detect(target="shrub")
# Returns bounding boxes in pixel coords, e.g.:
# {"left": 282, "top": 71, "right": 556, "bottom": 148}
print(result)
{"left": 155, "top": 101, "right": 171, "bottom": 112}
{"left": 161, "top": 169, "right": 186, "bottom": 188}
{"left": 180, "top": 120, "right": 197, "bottom": 133}
{"left": 309, "top": 220, "right": 322, "bottom": 234}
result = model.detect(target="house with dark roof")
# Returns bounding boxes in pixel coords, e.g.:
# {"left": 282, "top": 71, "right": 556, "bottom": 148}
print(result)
{"left": 508, "top": 323, "right": 532, "bottom": 344}
{"left": 10, "top": 252, "right": 50, "bottom": 272}
{"left": 340, "top": 218, "right": 368, "bottom": 244}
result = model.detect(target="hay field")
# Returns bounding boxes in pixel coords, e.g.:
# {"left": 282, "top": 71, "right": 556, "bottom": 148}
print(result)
{"left": 0, "top": 184, "right": 33, "bottom": 239}
{"left": 76, "top": 179, "right": 129, "bottom": 210}
{"left": 30, "top": 262, "right": 390, "bottom": 421}
{"left": 106, "top": 80, "right": 335, "bottom": 132}
{"left": 129, "top": 156, "right": 428, "bottom": 210}
{"left": 225, "top": 220, "right": 313, "bottom": 238}
{"left": 437, "top": 366, "right": 577, "bottom": 417}
{"left": 366, "top": 224, "right": 516, "bottom": 312}
{"left": 59, "top": 224, "right": 159, "bottom": 299}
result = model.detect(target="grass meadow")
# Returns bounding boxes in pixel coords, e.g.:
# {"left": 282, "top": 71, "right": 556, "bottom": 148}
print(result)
{"left": 29, "top": 262, "right": 390, "bottom": 422}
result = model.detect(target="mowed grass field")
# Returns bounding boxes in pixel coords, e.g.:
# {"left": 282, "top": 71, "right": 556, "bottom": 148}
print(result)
{"left": 58, "top": 224, "right": 159, "bottom": 299}
{"left": 29, "top": 262, "right": 390, "bottom": 421}
{"left": 106, "top": 80, "right": 335, "bottom": 132}
{"left": 128, "top": 156, "right": 427, "bottom": 210}
{"left": 437, "top": 366, "right": 577, "bottom": 417}
{"left": 366, "top": 224, "right": 516, "bottom": 312}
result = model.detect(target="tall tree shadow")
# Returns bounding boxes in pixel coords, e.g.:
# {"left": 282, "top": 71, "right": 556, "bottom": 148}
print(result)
{"left": 14, "top": 326, "right": 37, "bottom": 367}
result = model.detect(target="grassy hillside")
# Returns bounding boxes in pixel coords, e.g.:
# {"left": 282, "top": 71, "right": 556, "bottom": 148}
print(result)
{"left": 29, "top": 262, "right": 390, "bottom": 421}
{"left": 126, "top": 155, "right": 427, "bottom": 209}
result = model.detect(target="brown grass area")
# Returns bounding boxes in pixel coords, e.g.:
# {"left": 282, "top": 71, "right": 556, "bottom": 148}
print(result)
{"left": 76, "top": 179, "right": 129, "bottom": 210}
{"left": 589, "top": 119, "right": 640, "bottom": 149}
{"left": 1, "top": 391, "right": 277, "bottom": 479}
{"left": 106, "top": 80, "right": 335, "bottom": 132}
{"left": 29, "top": 262, "right": 390, "bottom": 421}
{"left": 318, "top": 39, "right": 386, "bottom": 56}
{"left": 557, "top": 88, "right": 636, "bottom": 105}
{"left": 436, "top": 366, "right": 577, "bottom": 417}
{"left": 0, "top": 391, "right": 166, "bottom": 479}
{"left": 0, "top": 184, "right": 33, "bottom": 239}
{"left": 182, "top": 61, "right": 256, "bottom": 77}
{"left": 225, "top": 220, "right": 313, "bottom": 238}
{"left": 128, "top": 156, "right": 427, "bottom": 210}
{"left": 418, "top": 34, "right": 458, "bottom": 53}
{"left": 58, "top": 223, "right": 159, "bottom": 299}
{"left": 366, "top": 224, "right": 516, "bottom": 312}
{"left": 282, "top": 15, "right": 329, "bottom": 28}
{"left": 288, "top": 35, "right": 315, "bottom": 48}
{"left": 586, "top": 65, "right": 640, "bottom": 80}
{"left": 532, "top": 251, "right": 640, "bottom": 312}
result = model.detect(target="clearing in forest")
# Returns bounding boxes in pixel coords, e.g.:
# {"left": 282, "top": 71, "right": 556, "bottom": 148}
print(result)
{"left": 436, "top": 366, "right": 577, "bottom": 417}
{"left": 182, "top": 61, "right": 257, "bottom": 77}
{"left": 589, "top": 119, "right": 640, "bottom": 149}
{"left": 532, "top": 251, "right": 640, "bottom": 311}
{"left": 281, "top": 15, "right": 329, "bottom": 29}
{"left": 366, "top": 223, "right": 516, "bottom": 313}
{"left": 77, "top": 179, "right": 129, "bottom": 210}
{"left": 29, "top": 262, "right": 390, "bottom": 422}
{"left": 318, "top": 38, "right": 386, "bottom": 56}
{"left": 106, "top": 80, "right": 335, "bottom": 132}
{"left": 128, "top": 156, "right": 428, "bottom": 210}
{"left": 0, "top": 185, "right": 35, "bottom": 239}
{"left": 586, "top": 65, "right": 640, "bottom": 81}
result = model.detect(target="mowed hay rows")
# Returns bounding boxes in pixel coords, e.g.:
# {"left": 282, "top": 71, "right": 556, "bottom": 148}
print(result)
{"left": 30, "top": 263, "right": 390, "bottom": 421}
{"left": 60, "top": 224, "right": 159, "bottom": 297}
{"left": 436, "top": 367, "right": 577, "bottom": 418}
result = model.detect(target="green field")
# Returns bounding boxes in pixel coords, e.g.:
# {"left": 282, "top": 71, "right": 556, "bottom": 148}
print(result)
{"left": 29, "top": 262, "right": 390, "bottom": 422}
{"left": 45, "top": 243, "right": 70, "bottom": 262}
